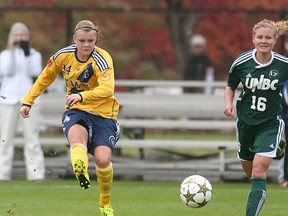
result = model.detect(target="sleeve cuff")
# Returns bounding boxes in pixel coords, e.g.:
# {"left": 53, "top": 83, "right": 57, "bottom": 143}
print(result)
{"left": 21, "top": 103, "right": 31, "bottom": 108}
{"left": 79, "top": 93, "right": 83, "bottom": 102}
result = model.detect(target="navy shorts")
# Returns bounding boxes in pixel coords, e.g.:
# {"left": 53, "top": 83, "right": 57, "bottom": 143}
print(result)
{"left": 62, "top": 109, "right": 120, "bottom": 155}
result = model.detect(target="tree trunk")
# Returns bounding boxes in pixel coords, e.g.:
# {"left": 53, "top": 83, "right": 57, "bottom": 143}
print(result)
{"left": 165, "top": 0, "right": 197, "bottom": 76}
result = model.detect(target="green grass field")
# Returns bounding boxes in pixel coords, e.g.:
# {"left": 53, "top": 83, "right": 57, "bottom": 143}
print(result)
{"left": 0, "top": 180, "right": 287, "bottom": 216}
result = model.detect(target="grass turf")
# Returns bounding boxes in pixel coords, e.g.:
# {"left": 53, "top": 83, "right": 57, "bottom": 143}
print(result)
{"left": 0, "top": 180, "right": 287, "bottom": 216}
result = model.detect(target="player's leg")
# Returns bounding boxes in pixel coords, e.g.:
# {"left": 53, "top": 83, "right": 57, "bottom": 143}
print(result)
{"left": 237, "top": 120, "right": 255, "bottom": 178}
{"left": 94, "top": 146, "right": 114, "bottom": 216}
{"left": 241, "top": 160, "right": 252, "bottom": 178}
{"left": 92, "top": 117, "right": 119, "bottom": 216}
{"left": 252, "top": 155, "right": 272, "bottom": 179}
{"left": 246, "top": 155, "right": 272, "bottom": 216}
{"left": 68, "top": 123, "right": 90, "bottom": 189}
{"left": 246, "top": 119, "right": 283, "bottom": 216}
{"left": 22, "top": 105, "right": 45, "bottom": 180}
{"left": 0, "top": 104, "right": 18, "bottom": 180}
{"left": 62, "top": 110, "right": 90, "bottom": 189}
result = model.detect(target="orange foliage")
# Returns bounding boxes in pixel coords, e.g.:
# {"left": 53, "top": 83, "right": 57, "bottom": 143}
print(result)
{"left": 2, "top": 0, "right": 287, "bottom": 79}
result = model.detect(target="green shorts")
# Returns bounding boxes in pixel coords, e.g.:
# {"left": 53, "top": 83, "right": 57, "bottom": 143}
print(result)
{"left": 236, "top": 117, "right": 285, "bottom": 161}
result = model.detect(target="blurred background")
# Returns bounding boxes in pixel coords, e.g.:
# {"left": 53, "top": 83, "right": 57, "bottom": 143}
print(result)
{"left": 1, "top": 0, "right": 288, "bottom": 81}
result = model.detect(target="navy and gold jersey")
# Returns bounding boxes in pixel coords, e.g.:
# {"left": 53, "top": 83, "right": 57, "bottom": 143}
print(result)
{"left": 227, "top": 49, "right": 288, "bottom": 125}
{"left": 22, "top": 44, "right": 119, "bottom": 119}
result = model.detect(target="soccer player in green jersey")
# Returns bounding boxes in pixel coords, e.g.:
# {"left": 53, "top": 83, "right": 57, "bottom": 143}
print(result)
{"left": 224, "top": 19, "right": 288, "bottom": 216}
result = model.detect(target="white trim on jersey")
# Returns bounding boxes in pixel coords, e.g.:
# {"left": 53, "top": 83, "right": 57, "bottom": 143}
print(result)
{"left": 53, "top": 44, "right": 76, "bottom": 60}
{"left": 274, "top": 52, "right": 288, "bottom": 63}
{"left": 229, "top": 50, "right": 253, "bottom": 73}
{"left": 91, "top": 49, "right": 109, "bottom": 72}
{"left": 253, "top": 49, "right": 274, "bottom": 68}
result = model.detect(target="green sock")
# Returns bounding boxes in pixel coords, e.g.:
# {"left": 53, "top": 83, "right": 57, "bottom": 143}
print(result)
{"left": 246, "top": 178, "right": 266, "bottom": 216}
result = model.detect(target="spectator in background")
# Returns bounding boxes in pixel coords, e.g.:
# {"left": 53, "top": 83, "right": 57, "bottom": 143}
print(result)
{"left": 0, "top": 22, "right": 45, "bottom": 181}
{"left": 183, "top": 34, "right": 214, "bottom": 94}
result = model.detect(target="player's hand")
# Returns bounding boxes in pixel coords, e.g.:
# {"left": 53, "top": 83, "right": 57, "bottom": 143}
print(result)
{"left": 224, "top": 105, "right": 235, "bottom": 118}
{"left": 20, "top": 105, "right": 31, "bottom": 118}
{"left": 66, "top": 94, "right": 82, "bottom": 108}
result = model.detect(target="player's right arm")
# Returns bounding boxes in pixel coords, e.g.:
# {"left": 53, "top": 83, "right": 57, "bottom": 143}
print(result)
{"left": 224, "top": 86, "right": 235, "bottom": 117}
{"left": 224, "top": 56, "right": 242, "bottom": 118}
{"left": 22, "top": 57, "right": 61, "bottom": 107}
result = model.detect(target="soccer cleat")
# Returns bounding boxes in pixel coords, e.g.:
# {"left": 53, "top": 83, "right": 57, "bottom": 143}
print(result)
{"left": 99, "top": 205, "right": 114, "bottom": 216}
{"left": 274, "top": 139, "right": 286, "bottom": 160}
{"left": 73, "top": 158, "right": 90, "bottom": 189}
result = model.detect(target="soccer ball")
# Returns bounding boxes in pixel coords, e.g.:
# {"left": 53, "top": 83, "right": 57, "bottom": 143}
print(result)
{"left": 180, "top": 175, "right": 212, "bottom": 208}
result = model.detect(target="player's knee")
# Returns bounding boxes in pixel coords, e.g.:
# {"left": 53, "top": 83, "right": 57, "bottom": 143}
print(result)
{"left": 95, "top": 155, "right": 111, "bottom": 168}
{"left": 94, "top": 145, "right": 112, "bottom": 168}
{"left": 95, "top": 158, "right": 110, "bottom": 168}
{"left": 252, "top": 167, "right": 267, "bottom": 178}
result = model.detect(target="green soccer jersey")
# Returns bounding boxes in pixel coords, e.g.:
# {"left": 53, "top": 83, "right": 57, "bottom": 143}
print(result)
{"left": 227, "top": 49, "right": 288, "bottom": 125}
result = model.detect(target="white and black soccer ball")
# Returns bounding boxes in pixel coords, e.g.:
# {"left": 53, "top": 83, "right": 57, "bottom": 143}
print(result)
{"left": 180, "top": 175, "right": 213, "bottom": 208}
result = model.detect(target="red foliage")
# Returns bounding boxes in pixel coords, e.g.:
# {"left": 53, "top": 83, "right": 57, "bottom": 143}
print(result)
{"left": 187, "top": 0, "right": 287, "bottom": 9}
{"left": 143, "top": 28, "right": 175, "bottom": 67}
{"left": 196, "top": 12, "right": 253, "bottom": 63}
{"left": 181, "top": 0, "right": 285, "bottom": 68}
{"left": 5, "top": 0, "right": 287, "bottom": 80}
{"left": 10, "top": 0, "right": 58, "bottom": 7}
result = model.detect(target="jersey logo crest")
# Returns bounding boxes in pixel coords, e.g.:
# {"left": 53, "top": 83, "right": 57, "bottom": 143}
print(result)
{"left": 77, "top": 63, "right": 94, "bottom": 83}
{"left": 269, "top": 70, "right": 279, "bottom": 79}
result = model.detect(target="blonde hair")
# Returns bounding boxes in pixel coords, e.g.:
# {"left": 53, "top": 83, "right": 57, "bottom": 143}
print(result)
{"left": 74, "top": 20, "right": 105, "bottom": 46}
{"left": 75, "top": 20, "right": 96, "bottom": 32}
{"left": 252, "top": 19, "right": 288, "bottom": 38}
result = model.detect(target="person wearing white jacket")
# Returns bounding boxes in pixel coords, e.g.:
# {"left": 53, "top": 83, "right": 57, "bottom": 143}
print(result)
{"left": 0, "top": 22, "right": 45, "bottom": 180}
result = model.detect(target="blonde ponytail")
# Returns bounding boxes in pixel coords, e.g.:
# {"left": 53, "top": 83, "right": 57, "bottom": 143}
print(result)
{"left": 275, "top": 20, "right": 288, "bottom": 36}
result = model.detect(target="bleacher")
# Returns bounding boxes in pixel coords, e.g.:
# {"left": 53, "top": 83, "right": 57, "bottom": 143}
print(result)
{"left": 14, "top": 80, "right": 249, "bottom": 180}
